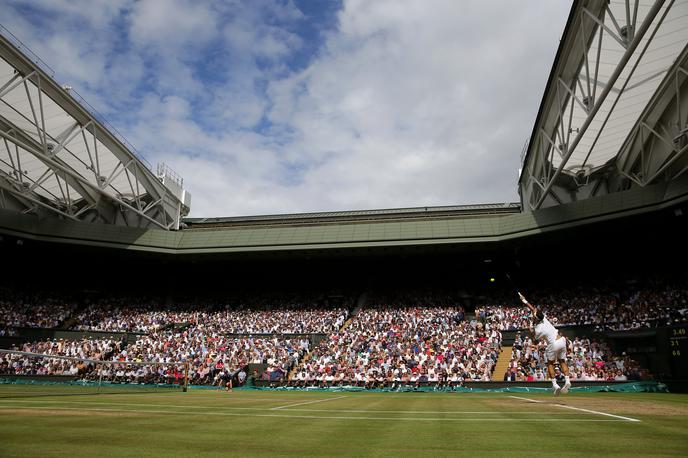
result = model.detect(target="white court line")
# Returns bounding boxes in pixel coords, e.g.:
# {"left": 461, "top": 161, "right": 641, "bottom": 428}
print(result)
{"left": 553, "top": 403, "right": 641, "bottom": 422}
{"left": 0, "top": 392, "right": 326, "bottom": 401}
{"left": 0, "top": 393, "right": 338, "bottom": 402}
{"left": 0, "top": 399, "right": 580, "bottom": 415}
{"left": 270, "top": 395, "right": 348, "bottom": 410}
{"left": 252, "top": 407, "right": 575, "bottom": 415}
{"left": 508, "top": 396, "right": 542, "bottom": 403}
{"left": 508, "top": 396, "right": 641, "bottom": 422}
{"left": 0, "top": 398, "right": 315, "bottom": 411}
{"left": 0, "top": 405, "right": 631, "bottom": 422}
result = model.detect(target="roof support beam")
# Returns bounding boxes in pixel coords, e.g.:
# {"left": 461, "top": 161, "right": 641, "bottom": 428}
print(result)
{"left": 0, "top": 120, "right": 99, "bottom": 205}
{"left": 0, "top": 32, "right": 187, "bottom": 229}
{"left": 519, "top": 0, "right": 681, "bottom": 211}
{"left": 617, "top": 55, "right": 688, "bottom": 187}
{"left": 532, "top": 0, "right": 666, "bottom": 210}
{"left": 0, "top": 173, "right": 79, "bottom": 220}
{"left": 0, "top": 123, "right": 169, "bottom": 229}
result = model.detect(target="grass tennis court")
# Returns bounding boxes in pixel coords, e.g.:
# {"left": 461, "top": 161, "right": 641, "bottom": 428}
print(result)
{"left": 0, "top": 386, "right": 686, "bottom": 457}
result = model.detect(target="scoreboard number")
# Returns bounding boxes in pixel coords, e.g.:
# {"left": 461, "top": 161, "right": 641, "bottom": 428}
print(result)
{"left": 669, "top": 327, "right": 687, "bottom": 363}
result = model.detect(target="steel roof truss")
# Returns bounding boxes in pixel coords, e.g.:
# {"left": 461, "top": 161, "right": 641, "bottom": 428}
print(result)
{"left": 617, "top": 49, "right": 688, "bottom": 186}
{"left": 0, "top": 70, "right": 34, "bottom": 100}
{"left": 0, "top": 124, "right": 172, "bottom": 228}
{"left": 0, "top": 123, "right": 99, "bottom": 202}
{"left": 0, "top": 35, "right": 188, "bottom": 229}
{"left": 0, "top": 173, "right": 79, "bottom": 220}
{"left": 522, "top": 0, "right": 667, "bottom": 211}
{"left": 0, "top": 78, "right": 172, "bottom": 228}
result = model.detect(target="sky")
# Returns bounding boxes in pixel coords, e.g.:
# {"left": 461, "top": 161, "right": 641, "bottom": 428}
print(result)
{"left": 1, "top": 0, "right": 572, "bottom": 217}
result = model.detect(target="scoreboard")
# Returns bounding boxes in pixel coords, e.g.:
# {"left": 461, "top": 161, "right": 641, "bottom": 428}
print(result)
{"left": 668, "top": 326, "right": 688, "bottom": 379}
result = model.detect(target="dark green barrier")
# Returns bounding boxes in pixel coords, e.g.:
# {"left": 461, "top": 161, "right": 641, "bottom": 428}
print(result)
{"left": 247, "top": 381, "right": 667, "bottom": 393}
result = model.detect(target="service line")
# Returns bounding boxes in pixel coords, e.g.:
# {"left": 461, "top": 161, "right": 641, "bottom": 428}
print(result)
{"left": 270, "top": 395, "right": 348, "bottom": 410}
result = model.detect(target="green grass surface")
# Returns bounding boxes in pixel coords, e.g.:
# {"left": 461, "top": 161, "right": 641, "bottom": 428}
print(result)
{"left": 0, "top": 385, "right": 686, "bottom": 457}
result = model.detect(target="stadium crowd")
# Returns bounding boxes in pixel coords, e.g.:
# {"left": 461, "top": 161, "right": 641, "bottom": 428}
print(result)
{"left": 505, "top": 332, "right": 647, "bottom": 382}
{"left": 2, "top": 279, "right": 684, "bottom": 387}
{"left": 0, "top": 290, "right": 76, "bottom": 330}
{"left": 1, "top": 278, "right": 686, "bottom": 335}
{"left": 290, "top": 293, "right": 500, "bottom": 387}
{"left": 71, "top": 298, "right": 198, "bottom": 333}
{"left": 70, "top": 293, "right": 350, "bottom": 334}
{"left": 0, "top": 329, "right": 309, "bottom": 386}
{"left": 476, "top": 278, "right": 688, "bottom": 331}
{"left": 121, "top": 327, "right": 310, "bottom": 384}
{"left": 194, "top": 308, "right": 348, "bottom": 335}
{"left": 1, "top": 337, "right": 123, "bottom": 377}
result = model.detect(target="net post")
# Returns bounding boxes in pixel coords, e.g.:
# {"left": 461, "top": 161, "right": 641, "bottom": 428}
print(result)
{"left": 183, "top": 362, "right": 189, "bottom": 392}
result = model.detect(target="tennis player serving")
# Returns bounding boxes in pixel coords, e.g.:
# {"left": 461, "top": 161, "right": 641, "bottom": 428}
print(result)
{"left": 518, "top": 291, "right": 571, "bottom": 395}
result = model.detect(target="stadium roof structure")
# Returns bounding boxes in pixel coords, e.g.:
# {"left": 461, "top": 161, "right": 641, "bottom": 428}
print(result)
{"left": 184, "top": 203, "right": 521, "bottom": 229}
{"left": 520, "top": 0, "right": 688, "bottom": 211}
{"left": 0, "top": 27, "right": 190, "bottom": 230}
{"left": 0, "top": 3, "right": 687, "bottom": 256}
{"left": 1, "top": 179, "right": 684, "bottom": 254}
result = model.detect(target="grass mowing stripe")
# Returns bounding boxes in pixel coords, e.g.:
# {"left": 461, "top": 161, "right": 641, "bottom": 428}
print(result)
{"left": 237, "top": 407, "right": 583, "bottom": 415}
{"left": 270, "top": 395, "right": 348, "bottom": 410}
{"left": 0, "top": 399, "right": 586, "bottom": 415}
{"left": 0, "top": 398, "right": 359, "bottom": 412}
{"left": 0, "top": 399, "right": 292, "bottom": 411}
{"left": 0, "top": 405, "right": 634, "bottom": 422}
{"left": 0, "top": 392, "right": 340, "bottom": 401}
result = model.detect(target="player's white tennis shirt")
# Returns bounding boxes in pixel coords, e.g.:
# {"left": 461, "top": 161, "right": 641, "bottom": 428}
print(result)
{"left": 534, "top": 317, "right": 558, "bottom": 346}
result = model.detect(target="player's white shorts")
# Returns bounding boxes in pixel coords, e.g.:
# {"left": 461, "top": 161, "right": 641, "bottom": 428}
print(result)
{"left": 545, "top": 336, "right": 567, "bottom": 362}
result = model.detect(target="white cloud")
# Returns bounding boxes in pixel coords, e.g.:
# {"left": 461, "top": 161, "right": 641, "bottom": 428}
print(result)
{"left": 1, "top": 0, "right": 132, "bottom": 113}
{"left": 128, "top": 0, "right": 218, "bottom": 49}
{"left": 1, "top": 0, "right": 572, "bottom": 217}
{"left": 258, "top": 0, "right": 571, "bottom": 213}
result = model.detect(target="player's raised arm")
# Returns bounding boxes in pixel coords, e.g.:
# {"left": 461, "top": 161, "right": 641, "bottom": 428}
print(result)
{"left": 519, "top": 292, "right": 546, "bottom": 324}
{"left": 518, "top": 292, "right": 537, "bottom": 314}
